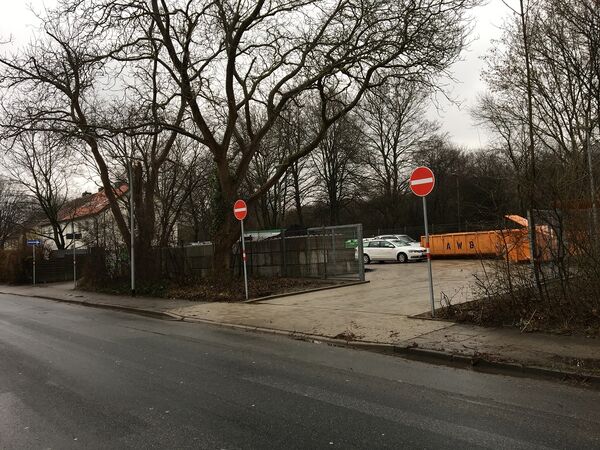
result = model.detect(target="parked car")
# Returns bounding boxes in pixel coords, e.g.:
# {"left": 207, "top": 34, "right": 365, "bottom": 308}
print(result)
{"left": 371, "top": 234, "right": 421, "bottom": 246}
{"left": 358, "top": 239, "right": 427, "bottom": 264}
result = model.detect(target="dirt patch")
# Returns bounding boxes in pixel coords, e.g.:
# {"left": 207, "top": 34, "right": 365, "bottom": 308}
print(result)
{"left": 333, "top": 330, "right": 359, "bottom": 340}
{"left": 81, "top": 276, "right": 335, "bottom": 302}
{"left": 435, "top": 294, "right": 600, "bottom": 337}
{"left": 550, "top": 355, "right": 600, "bottom": 373}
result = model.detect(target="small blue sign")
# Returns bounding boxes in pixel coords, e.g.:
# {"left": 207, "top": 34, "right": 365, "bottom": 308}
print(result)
{"left": 27, "top": 239, "right": 41, "bottom": 246}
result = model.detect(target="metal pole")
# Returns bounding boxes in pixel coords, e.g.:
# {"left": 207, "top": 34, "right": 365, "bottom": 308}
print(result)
{"left": 32, "top": 244, "right": 36, "bottom": 286}
{"left": 357, "top": 224, "right": 365, "bottom": 282}
{"left": 281, "top": 228, "right": 287, "bottom": 277}
{"left": 129, "top": 160, "right": 136, "bottom": 297}
{"left": 240, "top": 219, "right": 249, "bottom": 300}
{"left": 331, "top": 228, "right": 336, "bottom": 277}
{"left": 423, "top": 196, "right": 435, "bottom": 317}
{"left": 72, "top": 221, "right": 76, "bottom": 288}
{"left": 322, "top": 226, "right": 327, "bottom": 279}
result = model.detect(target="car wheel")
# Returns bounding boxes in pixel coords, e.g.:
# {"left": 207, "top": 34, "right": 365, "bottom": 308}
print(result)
{"left": 363, "top": 254, "right": 371, "bottom": 264}
{"left": 397, "top": 252, "right": 408, "bottom": 263}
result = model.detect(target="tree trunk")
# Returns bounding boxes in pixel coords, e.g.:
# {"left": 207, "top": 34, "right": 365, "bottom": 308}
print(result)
{"left": 51, "top": 222, "right": 65, "bottom": 250}
{"left": 212, "top": 213, "right": 239, "bottom": 273}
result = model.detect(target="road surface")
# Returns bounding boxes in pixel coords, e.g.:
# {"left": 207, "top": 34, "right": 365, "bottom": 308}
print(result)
{"left": 1, "top": 293, "right": 599, "bottom": 449}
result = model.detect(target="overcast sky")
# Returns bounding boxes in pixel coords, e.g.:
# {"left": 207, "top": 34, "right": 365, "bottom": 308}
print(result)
{"left": 0, "top": 0, "right": 511, "bottom": 152}
{"left": 426, "top": 0, "right": 511, "bottom": 149}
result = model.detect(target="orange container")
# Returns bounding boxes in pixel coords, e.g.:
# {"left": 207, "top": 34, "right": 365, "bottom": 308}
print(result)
{"left": 421, "top": 231, "right": 500, "bottom": 257}
{"left": 420, "top": 216, "right": 555, "bottom": 262}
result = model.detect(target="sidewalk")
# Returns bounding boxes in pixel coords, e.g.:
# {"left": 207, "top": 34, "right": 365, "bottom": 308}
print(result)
{"left": 1, "top": 282, "right": 599, "bottom": 380}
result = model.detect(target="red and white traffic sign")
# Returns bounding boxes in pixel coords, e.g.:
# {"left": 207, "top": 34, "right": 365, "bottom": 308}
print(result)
{"left": 409, "top": 167, "right": 435, "bottom": 197}
{"left": 233, "top": 199, "right": 248, "bottom": 221}
{"left": 233, "top": 199, "right": 249, "bottom": 299}
{"left": 409, "top": 166, "right": 436, "bottom": 316}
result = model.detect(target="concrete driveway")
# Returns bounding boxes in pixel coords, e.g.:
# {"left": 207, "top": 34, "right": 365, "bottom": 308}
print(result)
{"left": 259, "top": 259, "right": 485, "bottom": 316}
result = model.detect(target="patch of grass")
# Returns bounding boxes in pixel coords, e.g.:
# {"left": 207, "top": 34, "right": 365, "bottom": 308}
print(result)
{"left": 79, "top": 278, "right": 169, "bottom": 298}
{"left": 80, "top": 276, "right": 334, "bottom": 302}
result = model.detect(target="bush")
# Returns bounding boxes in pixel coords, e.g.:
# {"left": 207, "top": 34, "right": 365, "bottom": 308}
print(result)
{"left": 439, "top": 255, "right": 600, "bottom": 336}
{"left": 0, "top": 247, "right": 32, "bottom": 284}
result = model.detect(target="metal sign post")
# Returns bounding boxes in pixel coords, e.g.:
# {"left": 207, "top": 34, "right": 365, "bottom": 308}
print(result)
{"left": 27, "top": 239, "right": 41, "bottom": 286}
{"left": 32, "top": 243, "right": 36, "bottom": 286}
{"left": 129, "top": 160, "right": 136, "bottom": 297}
{"left": 72, "top": 222, "right": 77, "bottom": 289}
{"left": 422, "top": 196, "right": 435, "bottom": 317}
{"left": 409, "top": 167, "right": 436, "bottom": 317}
{"left": 233, "top": 199, "right": 249, "bottom": 300}
{"left": 240, "top": 218, "right": 249, "bottom": 301}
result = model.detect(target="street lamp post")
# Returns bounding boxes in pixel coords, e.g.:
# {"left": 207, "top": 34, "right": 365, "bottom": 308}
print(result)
{"left": 129, "top": 159, "right": 136, "bottom": 297}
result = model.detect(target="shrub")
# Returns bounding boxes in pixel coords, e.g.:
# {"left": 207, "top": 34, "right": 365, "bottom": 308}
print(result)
{"left": 0, "top": 247, "right": 32, "bottom": 284}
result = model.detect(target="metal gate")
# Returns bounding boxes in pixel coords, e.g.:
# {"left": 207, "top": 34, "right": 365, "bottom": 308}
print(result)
{"left": 306, "top": 224, "right": 365, "bottom": 281}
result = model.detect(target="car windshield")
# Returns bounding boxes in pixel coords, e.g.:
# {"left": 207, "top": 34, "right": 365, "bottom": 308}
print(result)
{"left": 399, "top": 235, "right": 417, "bottom": 242}
{"left": 389, "top": 239, "right": 409, "bottom": 247}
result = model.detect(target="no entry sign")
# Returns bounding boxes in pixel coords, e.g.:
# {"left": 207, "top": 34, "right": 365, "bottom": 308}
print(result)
{"left": 233, "top": 199, "right": 248, "bottom": 221}
{"left": 409, "top": 166, "right": 436, "bottom": 317}
{"left": 233, "top": 199, "right": 249, "bottom": 300}
{"left": 409, "top": 167, "right": 435, "bottom": 197}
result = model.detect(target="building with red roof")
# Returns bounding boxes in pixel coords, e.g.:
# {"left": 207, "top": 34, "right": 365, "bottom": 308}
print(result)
{"left": 37, "top": 184, "right": 129, "bottom": 251}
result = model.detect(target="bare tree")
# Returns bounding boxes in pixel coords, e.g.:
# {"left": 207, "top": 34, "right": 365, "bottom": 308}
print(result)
{"left": 0, "top": 177, "right": 29, "bottom": 249}
{"left": 311, "top": 109, "right": 364, "bottom": 225}
{"left": 273, "top": 104, "right": 315, "bottom": 227}
{"left": 0, "top": 0, "right": 478, "bottom": 271}
{"left": 245, "top": 106, "right": 316, "bottom": 229}
{"left": 475, "top": 0, "right": 600, "bottom": 298}
{"left": 0, "top": 131, "right": 73, "bottom": 249}
{"left": 179, "top": 162, "right": 216, "bottom": 243}
{"left": 145, "top": 0, "right": 478, "bottom": 268}
{"left": 155, "top": 138, "right": 206, "bottom": 247}
{"left": 357, "top": 81, "right": 438, "bottom": 227}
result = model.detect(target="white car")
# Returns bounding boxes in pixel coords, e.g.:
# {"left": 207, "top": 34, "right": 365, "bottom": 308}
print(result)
{"left": 371, "top": 234, "right": 421, "bottom": 247}
{"left": 359, "top": 239, "right": 427, "bottom": 264}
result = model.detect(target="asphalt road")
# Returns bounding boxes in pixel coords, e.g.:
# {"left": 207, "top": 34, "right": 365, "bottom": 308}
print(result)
{"left": 1, "top": 293, "right": 600, "bottom": 449}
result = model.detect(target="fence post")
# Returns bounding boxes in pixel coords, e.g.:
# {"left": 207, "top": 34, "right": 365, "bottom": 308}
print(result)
{"left": 306, "top": 231, "right": 309, "bottom": 278}
{"left": 331, "top": 228, "right": 336, "bottom": 277}
{"left": 357, "top": 223, "right": 365, "bottom": 282}
{"left": 283, "top": 228, "right": 288, "bottom": 277}
{"left": 322, "top": 226, "right": 327, "bottom": 279}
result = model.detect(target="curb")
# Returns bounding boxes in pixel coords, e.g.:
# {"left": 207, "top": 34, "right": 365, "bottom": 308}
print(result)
{"left": 243, "top": 280, "right": 370, "bottom": 304}
{"left": 180, "top": 316, "right": 600, "bottom": 387}
{"left": 3, "top": 289, "right": 599, "bottom": 387}
{"left": 0, "top": 290, "right": 184, "bottom": 321}
{"left": 391, "top": 346, "right": 600, "bottom": 386}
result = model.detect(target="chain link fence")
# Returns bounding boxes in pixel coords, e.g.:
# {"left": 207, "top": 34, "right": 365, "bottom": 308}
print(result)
{"left": 153, "top": 224, "right": 365, "bottom": 281}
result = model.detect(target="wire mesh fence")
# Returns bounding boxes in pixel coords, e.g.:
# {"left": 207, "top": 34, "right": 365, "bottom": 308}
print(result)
{"left": 232, "top": 224, "right": 364, "bottom": 281}
{"left": 142, "top": 224, "right": 366, "bottom": 281}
